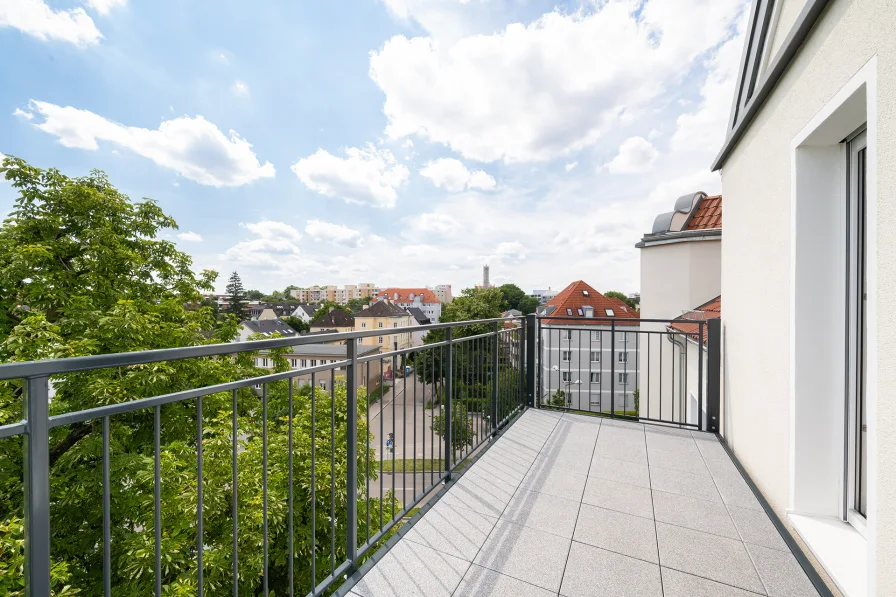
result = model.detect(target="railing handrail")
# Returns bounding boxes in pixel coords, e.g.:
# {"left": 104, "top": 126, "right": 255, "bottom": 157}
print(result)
{"left": 0, "top": 316, "right": 520, "bottom": 380}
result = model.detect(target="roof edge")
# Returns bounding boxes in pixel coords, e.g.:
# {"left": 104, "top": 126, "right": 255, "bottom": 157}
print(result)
{"left": 636, "top": 228, "right": 721, "bottom": 248}
{"left": 712, "top": 0, "right": 833, "bottom": 171}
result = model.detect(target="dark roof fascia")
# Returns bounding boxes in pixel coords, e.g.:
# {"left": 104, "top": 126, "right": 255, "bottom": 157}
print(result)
{"left": 712, "top": 0, "right": 833, "bottom": 171}
{"left": 636, "top": 228, "right": 722, "bottom": 248}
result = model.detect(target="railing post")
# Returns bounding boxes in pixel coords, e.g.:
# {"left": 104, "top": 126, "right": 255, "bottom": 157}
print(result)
{"left": 697, "top": 321, "right": 704, "bottom": 431}
{"left": 491, "top": 321, "right": 499, "bottom": 436}
{"left": 526, "top": 314, "right": 536, "bottom": 408}
{"left": 518, "top": 320, "right": 525, "bottom": 411}
{"left": 444, "top": 327, "right": 453, "bottom": 482}
{"left": 345, "top": 339, "right": 358, "bottom": 568}
{"left": 610, "top": 321, "right": 616, "bottom": 417}
{"left": 24, "top": 376, "right": 51, "bottom": 597}
{"left": 706, "top": 318, "right": 722, "bottom": 433}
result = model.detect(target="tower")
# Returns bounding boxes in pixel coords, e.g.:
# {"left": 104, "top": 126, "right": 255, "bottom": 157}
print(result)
{"left": 483, "top": 264, "right": 490, "bottom": 289}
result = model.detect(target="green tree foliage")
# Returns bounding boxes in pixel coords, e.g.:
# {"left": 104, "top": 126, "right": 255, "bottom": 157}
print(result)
{"left": 246, "top": 289, "right": 265, "bottom": 301}
{"left": 0, "top": 157, "right": 396, "bottom": 595}
{"left": 312, "top": 301, "right": 346, "bottom": 322}
{"left": 199, "top": 297, "right": 220, "bottom": 320}
{"left": 549, "top": 389, "right": 568, "bottom": 408}
{"left": 496, "top": 283, "right": 537, "bottom": 314}
{"left": 517, "top": 296, "right": 539, "bottom": 315}
{"left": 604, "top": 291, "right": 637, "bottom": 309}
{"left": 282, "top": 315, "right": 310, "bottom": 334}
{"left": 225, "top": 271, "right": 248, "bottom": 321}
{"left": 345, "top": 296, "right": 372, "bottom": 314}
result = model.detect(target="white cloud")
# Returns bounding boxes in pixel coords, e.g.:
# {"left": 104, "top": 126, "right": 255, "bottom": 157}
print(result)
{"left": 0, "top": 0, "right": 102, "bottom": 47}
{"left": 604, "top": 137, "right": 659, "bottom": 174}
{"left": 291, "top": 144, "right": 409, "bottom": 208}
{"left": 419, "top": 157, "right": 495, "bottom": 192}
{"left": 241, "top": 220, "right": 301, "bottom": 241}
{"left": 19, "top": 100, "right": 275, "bottom": 186}
{"left": 415, "top": 212, "right": 463, "bottom": 235}
{"left": 305, "top": 219, "right": 364, "bottom": 248}
{"left": 402, "top": 139, "right": 414, "bottom": 149}
{"left": 85, "top": 0, "right": 127, "bottom": 16}
{"left": 233, "top": 80, "right": 249, "bottom": 96}
{"left": 177, "top": 231, "right": 203, "bottom": 242}
{"left": 13, "top": 108, "right": 33, "bottom": 120}
{"left": 370, "top": 0, "right": 744, "bottom": 163}
{"left": 493, "top": 241, "right": 527, "bottom": 262}
{"left": 565, "top": 161, "right": 577, "bottom": 172}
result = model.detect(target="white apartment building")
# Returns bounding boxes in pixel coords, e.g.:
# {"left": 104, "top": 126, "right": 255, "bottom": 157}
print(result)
{"left": 431, "top": 284, "right": 453, "bottom": 303}
{"left": 711, "top": 0, "right": 894, "bottom": 593}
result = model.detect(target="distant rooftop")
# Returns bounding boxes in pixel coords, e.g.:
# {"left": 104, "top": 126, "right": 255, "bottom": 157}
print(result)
{"left": 241, "top": 318, "right": 297, "bottom": 337}
{"left": 355, "top": 301, "right": 410, "bottom": 318}
{"left": 668, "top": 295, "right": 722, "bottom": 344}
{"left": 637, "top": 192, "right": 722, "bottom": 247}
{"left": 539, "top": 281, "right": 639, "bottom": 326}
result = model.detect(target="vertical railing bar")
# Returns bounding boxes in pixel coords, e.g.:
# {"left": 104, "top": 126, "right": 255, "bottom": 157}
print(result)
{"left": 636, "top": 331, "right": 640, "bottom": 418}
{"left": 365, "top": 358, "right": 370, "bottom": 545}
{"left": 659, "top": 330, "right": 663, "bottom": 422}
{"left": 491, "top": 322, "right": 498, "bottom": 435}
{"left": 413, "top": 346, "right": 417, "bottom": 499}
{"left": 24, "top": 375, "right": 51, "bottom": 597}
{"left": 647, "top": 334, "right": 651, "bottom": 420}
{"left": 103, "top": 415, "right": 111, "bottom": 597}
{"left": 698, "top": 321, "right": 704, "bottom": 431}
{"left": 379, "top": 358, "right": 383, "bottom": 532}
{"left": 288, "top": 379, "right": 295, "bottom": 595}
{"left": 346, "top": 339, "right": 358, "bottom": 571}
{"left": 197, "top": 393, "right": 204, "bottom": 597}
{"left": 231, "top": 389, "right": 238, "bottom": 597}
{"left": 443, "top": 333, "right": 452, "bottom": 480}
{"left": 330, "top": 368, "right": 335, "bottom": 575}
{"left": 310, "top": 372, "right": 317, "bottom": 593}
{"left": 610, "top": 321, "right": 616, "bottom": 418}
{"left": 401, "top": 341, "right": 407, "bottom": 504}
{"left": 391, "top": 346, "right": 396, "bottom": 518}
{"left": 261, "top": 383, "right": 267, "bottom": 597}
{"left": 155, "top": 404, "right": 162, "bottom": 597}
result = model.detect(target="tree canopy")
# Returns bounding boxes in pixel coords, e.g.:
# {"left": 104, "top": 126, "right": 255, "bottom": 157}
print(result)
{"left": 225, "top": 271, "right": 249, "bottom": 321}
{"left": 0, "top": 157, "right": 394, "bottom": 596}
{"left": 604, "top": 290, "right": 638, "bottom": 309}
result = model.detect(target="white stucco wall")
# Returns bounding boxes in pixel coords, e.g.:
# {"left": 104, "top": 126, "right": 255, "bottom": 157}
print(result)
{"left": 640, "top": 239, "right": 722, "bottom": 321}
{"left": 720, "top": 0, "right": 896, "bottom": 593}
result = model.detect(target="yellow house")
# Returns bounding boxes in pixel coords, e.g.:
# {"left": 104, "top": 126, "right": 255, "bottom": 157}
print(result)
{"left": 354, "top": 300, "right": 414, "bottom": 350}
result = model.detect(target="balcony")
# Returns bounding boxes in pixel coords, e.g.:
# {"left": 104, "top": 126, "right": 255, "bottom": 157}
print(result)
{"left": 0, "top": 315, "right": 824, "bottom": 596}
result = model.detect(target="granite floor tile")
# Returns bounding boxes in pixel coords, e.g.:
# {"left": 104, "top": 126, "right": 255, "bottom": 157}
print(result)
{"left": 560, "top": 542, "right": 663, "bottom": 597}
{"left": 661, "top": 567, "right": 765, "bottom": 597}
{"left": 728, "top": 505, "right": 790, "bottom": 551}
{"left": 455, "top": 565, "right": 557, "bottom": 597}
{"left": 519, "top": 463, "right": 588, "bottom": 500}
{"left": 473, "top": 520, "right": 572, "bottom": 592}
{"left": 402, "top": 501, "right": 498, "bottom": 560}
{"left": 582, "top": 476, "right": 654, "bottom": 519}
{"left": 652, "top": 490, "right": 740, "bottom": 539}
{"left": 351, "top": 540, "right": 470, "bottom": 597}
{"left": 574, "top": 504, "right": 659, "bottom": 563}
{"left": 649, "top": 465, "right": 721, "bottom": 502}
{"left": 745, "top": 542, "right": 820, "bottom": 596}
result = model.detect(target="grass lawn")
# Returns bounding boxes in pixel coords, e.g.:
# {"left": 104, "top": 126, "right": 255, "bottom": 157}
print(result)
{"left": 367, "top": 385, "right": 389, "bottom": 403}
{"left": 379, "top": 458, "right": 444, "bottom": 473}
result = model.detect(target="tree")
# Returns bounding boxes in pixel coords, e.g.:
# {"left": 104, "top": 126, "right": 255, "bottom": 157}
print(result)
{"left": 199, "top": 297, "right": 220, "bottom": 320}
{"left": 282, "top": 315, "right": 310, "bottom": 334}
{"left": 604, "top": 291, "right": 637, "bottom": 309}
{"left": 246, "top": 289, "right": 265, "bottom": 301}
{"left": 517, "top": 295, "right": 539, "bottom": 315}
{"left": 225, "top": 271, "right": 249, "bottom": 321}
{"left": 0, "top": 157, "right": 396, "bottom": 596}
{"left": 497, "top": 283, "right": 527, "bottom": 312}
{"left": 312, "top": 301, "right": 346, "bottom": 322}
{"left": 345, "top": 296, "right": 372, "bottom": 314}
{"left": 283, "top": 284, "right": 298, "bottom": 298}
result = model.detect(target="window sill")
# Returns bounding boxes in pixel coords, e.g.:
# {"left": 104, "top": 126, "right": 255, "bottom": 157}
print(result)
{"left": 788, "top": 513, "right": 866, "bottom": 596}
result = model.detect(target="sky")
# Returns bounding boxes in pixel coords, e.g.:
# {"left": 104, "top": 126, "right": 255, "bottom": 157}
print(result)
{"left": 0, "top": 0, "right": 748, "bottom": 295}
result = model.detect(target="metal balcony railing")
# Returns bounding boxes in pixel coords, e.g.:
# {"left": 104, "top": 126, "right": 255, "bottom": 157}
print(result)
{"left": 0, "top": 314, "right": 720, "bottom": 596}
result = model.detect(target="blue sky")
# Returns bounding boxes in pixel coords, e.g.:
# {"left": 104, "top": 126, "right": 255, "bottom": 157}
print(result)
{"left": 1, "top": 0, "right": 747, "bottom": 294}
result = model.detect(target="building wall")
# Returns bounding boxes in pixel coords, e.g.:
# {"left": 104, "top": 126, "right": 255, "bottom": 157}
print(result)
{"left": 253, "top": 354, "right": 382, "bottom": 393}
{"left": 640, "top": 240, "right": 721, "bottom": 321}
{"left": 720, "top": 0, "right": 896, "bottom": 592}
{"left": 355, "top": 314, "right": 414, "bottom": 350}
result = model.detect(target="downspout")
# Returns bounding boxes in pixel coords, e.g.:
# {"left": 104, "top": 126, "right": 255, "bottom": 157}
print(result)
{"left": 666, "top": 330, "right": 687, "bottom": 423}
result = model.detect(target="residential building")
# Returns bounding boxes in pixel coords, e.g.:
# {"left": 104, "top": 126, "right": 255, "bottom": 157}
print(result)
{"left": 290, "top": 304, "right": 319, "bottom": 323}
{"left": 252, "top": 344, "right": 381, "bottom": 393}
{"left": 374, "top": 288, "right": 442, "bottom": 323}
{"left": 708, "top": 0, "right": 893, "bottom": 592}
{"left": 537, "top": 281, "right": 640, "bottom": 412}
{"left": 432, "top": 284, "right": 453, "bottom": 303}
{"left": 248, "top": 302, "right": 296, "bottom": 319}
{"left": 530, "top": 288, "right": 559, "bottom": 305}
{"left": 354, "top": 300, "right": 414, "bottom": 350}
{"left": 310, "top": 308, "right": 355, "bottom": 335}
{"left": 235, "top": 317, "right": 298, "bottom": 343}
{"left": 406, "top": 307, "right": 430, "bottom": 345}
{"left": 357, "top": 283, "right": 375, "bottom": 298}
{"left": 637, "top": 191, "right": 721, "bottom": 424}
{"left": 290, "top": 283, "right": 375, "bottom": 302}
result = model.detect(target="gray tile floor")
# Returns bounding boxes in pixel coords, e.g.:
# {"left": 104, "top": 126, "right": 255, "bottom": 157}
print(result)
{"left": 349, "top": 410, "right": 820, "bottom": 597}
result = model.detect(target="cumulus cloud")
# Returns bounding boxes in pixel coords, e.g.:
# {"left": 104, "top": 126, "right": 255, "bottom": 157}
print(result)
{"left": 305, "top": 219, "right": 364, "bottom": 248}
{"left": 604, "top": 137, "right": 659, "bottom": 174}
{"left": 291, "top": 144, "right": 409, "bottom": 208}
{"left": 177, "top": 231, "right": 203, "bottom": 242}
{"left": 85, "top": 0, "right": 127, "bottom": 16}
{"left": 419, "top": 157, "right": 495, "bottom": 192}
{"left": 17, "top": 100, "right": 275, "bottom": 186}
{"left": 13, "top": 108, "right": 33, "bottom": 120}
{"left": 0, "top": 0, "right": 102, "bottom": 46}
{"left": 225, "top": 221, "right": 309, "bottom": 273}
{"left": 370, "top": 0, "right": 744, "bottom": 163}
{"left": 241, "top": 220, "right": 301, "bottom": 241}
{"left": 415, "top": 212, "right": 463, "bottom": 235}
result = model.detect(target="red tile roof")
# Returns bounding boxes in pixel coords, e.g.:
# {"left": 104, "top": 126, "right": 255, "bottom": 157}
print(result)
{"left": 668, "top": 295, "right": 721, "bottom": 344}
{"left": 685, "top": 195, "right": 722, "bottom": 230}
{"left": 541, "top": 281, "right": 640, "bottom": 326}
{"left": 375, "top": 288, "right": 440, "bottom": 303}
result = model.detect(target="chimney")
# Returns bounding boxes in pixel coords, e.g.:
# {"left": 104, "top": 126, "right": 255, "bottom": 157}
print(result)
{"left": 362, "top": 304, "right": 369, "bottom": 310}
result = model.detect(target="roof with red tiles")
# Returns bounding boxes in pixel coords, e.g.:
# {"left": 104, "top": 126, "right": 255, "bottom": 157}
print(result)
{"left": 685, "top": 195, "right": 722, "bottom": 230}
{"left": 668, "top": 295, "right": 721, "bottom": 344}
{"left": 375, "top": 288, "right": 441, "bottom": 303}
{"left": 540, "top": 281, "right": 640, "bottom": 326}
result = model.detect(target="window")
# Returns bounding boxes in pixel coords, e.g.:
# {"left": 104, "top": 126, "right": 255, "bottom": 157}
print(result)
{"left": 300, "top": 359, "right": 307, "bottom": 368}
{"left": 262, "top": 358, "right": 269, "bottom": 367}
{"left": 590, "top": 351, "right": 600, "bottom": 362}
{"left": 591, "top": 331, "right": 601, "bottom": 341}
{"left": 310, "top": 359, "right": 317, "bottom": 367}
{"left": 378, "top": 322, "right": 383, "bottom": 328}
{"left": 618, "top": 352, "right": 628, "bottom": 363}
{"left": 361, "top": 322, "right": 367, "bottom": 328}
{"left": 357, "top": 338, "right": 362, "bottom": 345}
{"left": 378, "top": 336, "right": 383, "bottom": 344}
{"left": 582, "top": 290, "right": 589, "bottom": 296}
{"left": 605, "top": 308, "right": 614, "bottom": 316}
{"left": 577, "top": 308, "right": 583, "bottom": 316}
{"left": 618, "top": 373, "right": 629, "bottom": 384}
{"left": 561, "top": 372, "right": 571, "bottom": 382}
{"left": 562, "top": 351, "right": 572, "bottom": 362}
{"left": 393, "top": 322, "right": 398, "bottom": 328}
{"left": 618, "top": 333, "right": 628, "bottom": 343}
{"left": 590, "top": 372, "right": 600, "bottom": 384}
{"left": 290, "top": 358, "right": 297, "bottom": 368}
{"left": 566, "top": 308, "right": 573, "bottom": 315}
{"left": 319, "top": 380, "right": 327, "bottom": 390}
{"left": 563, "top": 330, "right": 572, "bottom": 340}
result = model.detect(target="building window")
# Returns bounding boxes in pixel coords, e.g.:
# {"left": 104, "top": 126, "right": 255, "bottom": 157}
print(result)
{"left": 618, "top": 373, "right": 629, "bottom": 384}
{"left": 562, "top": 351, "right": 572, "bottom": 361}
{"left": 290, "top": 358, "right": 297, "bottom": 368}
{"left": 361, "top": 322, "right": 367, "bottom": 328}
{"left": 357, "top": 338, "right": 362, "bottom": 345}
{"left": 300, "top": 359, "right": 307, "bottom": 368}
{"left": 320, "top": 380, "right": 327, "bottom": 390}
{"left": 618, "top": 352, "right": 628, "bottom": 363}
{"left": 591, "top": 331, "right": 601, "bottom": 341}
{"left": 563, "top": 330, "right": 572, "bottom": 340}
{"left": 590, "top": 372, "right": 600, "bottom": 384}
{"left": 393, "top": 322, "right": 398, "bottom": 328}
{"left": 590, "top": 351, "right": 600, "bottom": 362}
{"left": 310, "top": 359, "right": 317, "bottom": 367}
{"left": 577, "top": 308, "right": 584, "bottom": 316}
{"left": 378, "top": 322, "right": 383, "bottom": 328}
{"left": 566, "top": 308, "right": 573, "bottom": 315}
{"left": 605, "top": 308, "right": 614, "bottom": 316}
{"left": 379, "top": 336, "right": 383, "bottom": 344}
{"left": 562, "top": 372, "right": 571, "bottom": 382}
{"left": 262, "top": 358, "right": 269, "bottom": 367}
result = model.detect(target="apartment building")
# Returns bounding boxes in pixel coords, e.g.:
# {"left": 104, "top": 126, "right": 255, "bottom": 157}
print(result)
{"left": 431, "top": 284, "right": 453, "bottom": 304}
{"left": 354, "top": 300, "right": 414, "bottom": 350}
{"left": 310, "top": 308, "right": 355, "bottom": 334}
{"left": 374, "top": 288, "right": 442, "bottom": 323}
{"left": 537, "top": 281, "right": 640, "bottom": 412}
{"left": 290, "top": 283, "right": 376, "bottom": 303}
{"left": 530, "top": 288, "right": 559, "bottom": 305}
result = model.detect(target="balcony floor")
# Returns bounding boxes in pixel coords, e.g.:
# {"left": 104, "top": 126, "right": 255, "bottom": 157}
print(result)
{"left": 348, "top": 409, "right": 820, "bottom": 597}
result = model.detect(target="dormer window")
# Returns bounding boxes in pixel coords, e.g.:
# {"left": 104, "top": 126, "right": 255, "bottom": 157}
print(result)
{"left": 605, "top": 308, "right": 614, "bottom": 316}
